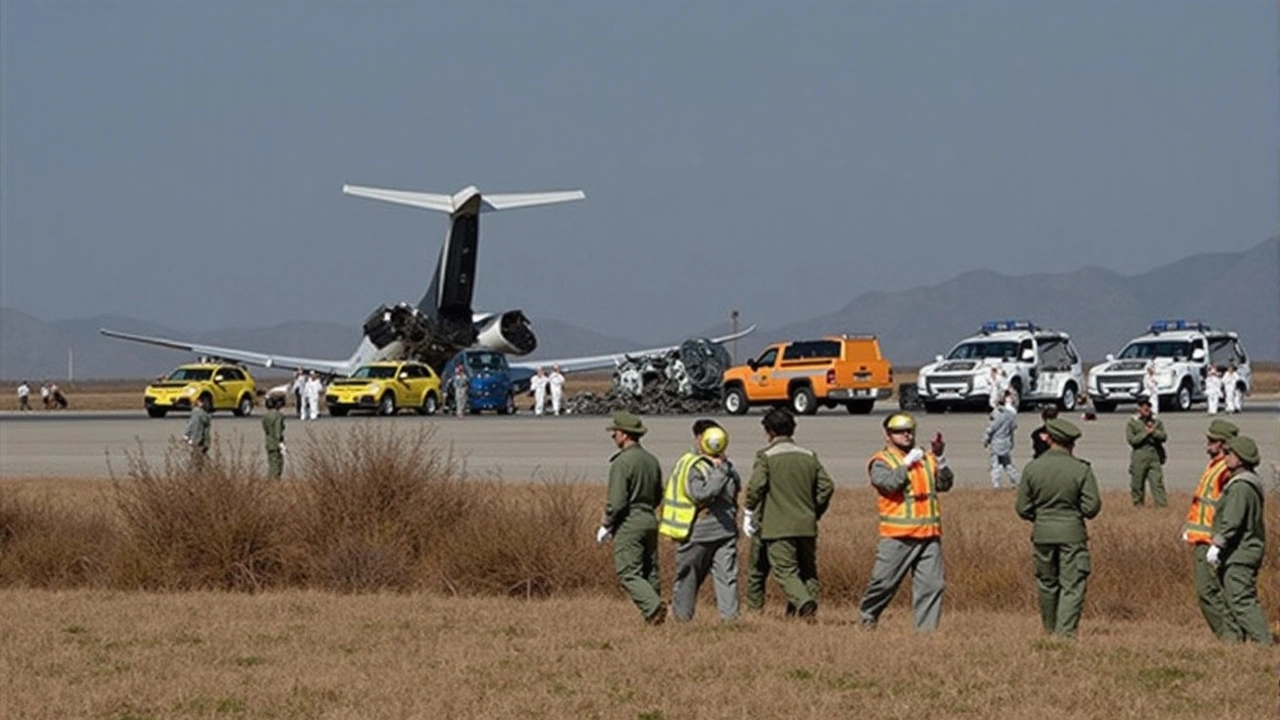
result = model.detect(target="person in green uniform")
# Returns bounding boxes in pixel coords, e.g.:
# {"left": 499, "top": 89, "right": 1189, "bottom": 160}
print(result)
{"left": 183, "top": 395, "right": 212, "bottom": 469}
{"left": 1208, "top": 435, "right": 1271, "bottom": 645}
{"left": 1126, "top": 397, "right": 1167, "bottom": 506}
{"left": 1016, "top": 418, "right": 1102, "bottom": 638}
{"left": 597, "top": 410, "right": 666, "bottom": 624}
{"left": 262, "top": 394, "right": 287, "bottom": 479}
{"left": 744, "top": 408, "right": 834, "bottom": 619}
{"left": 1181, "top": 418, "right": 1238, "bottom": 640}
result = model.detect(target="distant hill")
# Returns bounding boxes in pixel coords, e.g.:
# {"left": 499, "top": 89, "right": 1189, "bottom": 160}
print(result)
{"left": 4, "top": 237, "right": 1276, "bottom": 378}
{"left": 0, "top": 312, "right": 645, "bottom": 380}
{"left": 744, "top": 237, "right": 1279, "bottom": 365}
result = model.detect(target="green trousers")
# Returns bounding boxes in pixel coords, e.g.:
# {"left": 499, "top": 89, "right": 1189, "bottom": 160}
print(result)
{"left": 1192, "top": 544, "right": 1234, "bottom": 640}
{"left": 613, "top": 525, "right": 662, "bottom": 620}
{"left": 764, "top": 537, "right": 818, "bottom": 613}
{"left": 1129, "top": 454, "right": 1165, "bottom": 506}
{"left": 745, "top": 533, "right": 771, "bottom": 611}
{"left": 1034, "top": 542, "right": 1091, "bottom": 637}
{"left": 858, "top": 537, "right": 945, "bottom": 631}
{"left": 1219, "top": 562, "right": 1273, "bottom": 645}
{"left": 266, "top": 448, "right": 284, "bottom": 479}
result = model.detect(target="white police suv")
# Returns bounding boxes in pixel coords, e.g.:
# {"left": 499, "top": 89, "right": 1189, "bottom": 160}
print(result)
{"left": 1086, "top": 320, "right": 1251, "bottom": 412}
{"left": 916, "top": 320, "right": 1084, "bottom": 413}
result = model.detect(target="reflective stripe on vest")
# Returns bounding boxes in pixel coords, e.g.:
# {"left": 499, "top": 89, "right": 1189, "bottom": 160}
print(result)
{"left": 659, "top": 452, "right": 707, "bottom": 541}
{"left": 871, "top": 448, "right": 942, "bottom": 539}
{"left": 1183, "top": 457, "right": 1229, "bottom": 544}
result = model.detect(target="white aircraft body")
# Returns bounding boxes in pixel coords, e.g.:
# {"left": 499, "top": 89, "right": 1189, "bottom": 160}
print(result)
{"left": 101, "top": 183, "right": 753, "bottom": 377}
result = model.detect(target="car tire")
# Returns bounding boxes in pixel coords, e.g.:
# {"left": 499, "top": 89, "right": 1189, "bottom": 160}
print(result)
{"left": 418, "top": 393, "right": 438, "bottom": 416}
{"left": 234, "top": 394, "right": 253, "bottom": 417}
{"left": 378, "top": 393, "right": 397, "bottom": 416}
{"left": 724, "top": 387, "right": 749, "bottom": 415}
{"left": 846, "top": 399, "right": 875, "bottom": 414}
{"left": 146, "top": 407, "right": 167, "bottom": 418}
{"left": 328, "top": 406, "right": 349, "bottom": 417}
{"left": 1175, "top": 381, "right": 1193, "bottom": 412}
{"left": 790, "top": 386, "right": 817, "bottom": 415}
{"left": 498, "top": 393, "right": 515, "bottom": 415}
{"left": 1058, "top": 384, "right": 1078, "bottom": 411}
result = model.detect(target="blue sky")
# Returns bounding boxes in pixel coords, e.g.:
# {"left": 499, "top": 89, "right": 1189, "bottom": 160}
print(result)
{"left": 2, "top": 1, "right": 1276, "bottom": 342}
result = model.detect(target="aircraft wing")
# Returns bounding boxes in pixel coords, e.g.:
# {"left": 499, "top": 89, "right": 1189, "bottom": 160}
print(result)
{"left": 509, "top": 325, "right": 757, "bottom": 374}
{"left": 98, "top": 328, "right": 361, "bottom": 377}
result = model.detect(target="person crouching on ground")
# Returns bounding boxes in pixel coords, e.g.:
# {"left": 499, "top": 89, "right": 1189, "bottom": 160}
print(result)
{"left": 661, "top": 419, "right": 741, "bottom": 622}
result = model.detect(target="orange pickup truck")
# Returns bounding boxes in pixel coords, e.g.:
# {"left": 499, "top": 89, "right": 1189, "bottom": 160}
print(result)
{"left": 722, "top": 336, "right": 894, "bottom": 415}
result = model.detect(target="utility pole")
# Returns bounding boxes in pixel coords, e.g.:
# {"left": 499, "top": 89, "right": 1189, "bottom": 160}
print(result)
{"left": 730, "top": 309, "right": 740, "bottom": 365}
{"left": 68, "top": 347, "right": 74, "bottom": 382}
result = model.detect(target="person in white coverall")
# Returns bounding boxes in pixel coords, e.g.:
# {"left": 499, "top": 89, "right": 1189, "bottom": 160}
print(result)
{"left": 1142, "top": 365, "right": 1160, "bottom": 415}
{"left": 302, "top": 370, "right": 324, "bottom": 421}
{"left": 1204, "top": 366, "right": 1223, "bottom": 415}
{"left": 531, "top": 367, "right": 548, "bottom": 416}
{"left": 549, "top": 365, "right": 566, "bottom": 416}
{"left": 987, "top": 366, "right": 1007, "bottom": 412}
{"left": 1221, "top": 364, "right": 1241, "bottom": 413}
{"left": 983, "top": 390, "right": 1020, "bottom": 488}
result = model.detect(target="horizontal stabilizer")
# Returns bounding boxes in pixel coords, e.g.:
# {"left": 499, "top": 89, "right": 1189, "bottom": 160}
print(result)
{"left": 343, "top": 184, "right": 584, "bottom": 214}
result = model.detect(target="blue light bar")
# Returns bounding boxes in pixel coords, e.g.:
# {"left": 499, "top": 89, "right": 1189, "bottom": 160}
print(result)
{"left": 1148, "top": 319, "right": 1209, "bottom": 333}
{"left": 981, "top": 319, "right": 1039, "bottom": 333}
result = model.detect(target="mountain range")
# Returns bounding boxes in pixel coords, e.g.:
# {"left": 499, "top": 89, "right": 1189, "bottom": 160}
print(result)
{"left": 2, "top": 238, "right": 1275, "bottom": 380}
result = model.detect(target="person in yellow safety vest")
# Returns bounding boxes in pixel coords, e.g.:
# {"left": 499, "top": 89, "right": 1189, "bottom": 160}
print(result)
{"left": 1183, "top": 419, "right": 1239, "bottom": 640}
{"left": 660, "top": 419, "right": 741, "bottom": 622}
{"left": 858, "top": 412, "right": 954, "bottom": 631}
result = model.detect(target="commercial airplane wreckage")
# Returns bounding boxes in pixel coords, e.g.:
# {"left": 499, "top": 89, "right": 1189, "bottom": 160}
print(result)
{"left": 564, "top": 337, "right": 735, "bottom": 415}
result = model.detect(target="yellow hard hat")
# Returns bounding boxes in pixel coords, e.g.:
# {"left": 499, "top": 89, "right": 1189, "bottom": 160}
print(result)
{"left": 699, "top": 426, "right": 729, "bottom": 456}
{"left": 884, "top": 413, "right": 917, "bottom": 431}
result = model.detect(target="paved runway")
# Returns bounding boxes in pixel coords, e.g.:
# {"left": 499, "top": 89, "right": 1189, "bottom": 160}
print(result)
{"left": 1, "top": 403, "right": 1276, "bottom": 490}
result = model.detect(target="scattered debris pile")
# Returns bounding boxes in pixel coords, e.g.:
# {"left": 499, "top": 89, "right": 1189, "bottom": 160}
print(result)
{"left": 564, "top": 338, "right": 732, "bottom": 415}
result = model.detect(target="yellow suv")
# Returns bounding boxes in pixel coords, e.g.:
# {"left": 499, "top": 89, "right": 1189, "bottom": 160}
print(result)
{"left": 145, "top": 363, "right": 257, "bottom": 418}
{"left": 722, "top": 336, "right": 893, "bottom": 415}
{"left": 325, "top": 361, "right": 442, "bottom": 416}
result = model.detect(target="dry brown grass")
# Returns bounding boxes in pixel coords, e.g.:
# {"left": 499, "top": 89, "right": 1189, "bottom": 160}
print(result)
{"left": 3, "top": 423, "right": 1279, "bottom": 718}
{"left": 1, "top": 591, "right": 1275, "bottom": 720}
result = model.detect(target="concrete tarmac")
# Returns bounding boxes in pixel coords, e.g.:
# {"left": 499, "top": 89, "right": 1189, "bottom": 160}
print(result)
{"left": 3, "top": 402, "right": 1276, "bottom": 489}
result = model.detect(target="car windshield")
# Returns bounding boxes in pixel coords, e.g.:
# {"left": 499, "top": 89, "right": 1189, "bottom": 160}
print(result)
{"left": 167, "top": 368, "right": 213, "bottom": 381}
{"left": 1118, "top": 341, "right": 1192, "bottom": 360}
{"left": 466, "top": 352, "right": 506, "bottom": 372}
{"left": 350, "top": 366, "right": 397, "bottom": 380}
{"left": 946, "top": 341, "right": 1019, "bottom": 360}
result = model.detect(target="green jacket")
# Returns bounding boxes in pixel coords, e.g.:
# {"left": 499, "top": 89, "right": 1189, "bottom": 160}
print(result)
{"left": 1016, "top": 447, "right": 1102, "bottom": 544}
{"left": 745, "top": 436, "right": 834, "bottom": 540}
{"left": 603, "top": 443, "right": 663, "bottom": 533}
{"left": 1211, "top": 470, "right": 1266, "bottom": 568}
{"left": 1125, "top": 416, "right": 1166, "bottom": 460}
{"left": 262, "top": 410, "right": 285, "bottom": 449}
{"left": 184, "top": 406, "right": 211, "bottom": 451}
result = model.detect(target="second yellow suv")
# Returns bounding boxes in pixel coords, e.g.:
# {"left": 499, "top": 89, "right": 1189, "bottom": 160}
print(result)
{"left": 325, "top": 361, "right": 442, "bottom": 416}
{"left": 722, "top": 336, "right": 893, "bottom": 415}
{"left": 145, "top": 363, "right": 257, "bottom": 418}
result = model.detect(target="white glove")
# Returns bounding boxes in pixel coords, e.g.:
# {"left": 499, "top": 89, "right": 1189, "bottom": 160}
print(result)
{"left": 595, "top": 526, "right": 612, "bottom": 545}
{"left": 1180, "top": 530, "right": 1188, "bottom": 544}
{"left": 1206, "top": 545, "right": 1221, "bottom": 566}
{"left": 742, "top": 510, "right": 757, "bottom": 537}
{"left": 904, "top": 447, "right": 925, "bottom": 467}
{"left": 279, "top": 443, "right": 288, "bottom": 455}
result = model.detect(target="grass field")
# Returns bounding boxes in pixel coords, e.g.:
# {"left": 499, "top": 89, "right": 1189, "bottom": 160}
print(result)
{"left": 2, "top": 420, "right": 1277, "bottom": 719}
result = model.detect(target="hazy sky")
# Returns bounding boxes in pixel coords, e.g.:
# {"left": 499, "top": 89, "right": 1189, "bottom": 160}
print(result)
{"left": 2, "top": 1, "right": 1276, "bottom": 344}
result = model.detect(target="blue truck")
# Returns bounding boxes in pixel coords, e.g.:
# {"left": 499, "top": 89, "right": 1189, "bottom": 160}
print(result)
{"left": 442, "top": 350, "right": 523, "bottom": 415}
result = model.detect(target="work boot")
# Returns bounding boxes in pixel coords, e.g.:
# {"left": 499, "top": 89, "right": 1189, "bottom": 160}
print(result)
{"left": 797, "top": 601, "right": 817, "bottom": 623}
{"left": 645, "top": 604, "right": 667, "bottom": 626}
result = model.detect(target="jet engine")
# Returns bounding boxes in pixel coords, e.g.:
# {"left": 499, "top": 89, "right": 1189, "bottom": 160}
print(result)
{"left": 473, "top": 310, "right": 537, "bottom": 356}
{"left": 362, "top": 303, "right": 430, "bottom": 350}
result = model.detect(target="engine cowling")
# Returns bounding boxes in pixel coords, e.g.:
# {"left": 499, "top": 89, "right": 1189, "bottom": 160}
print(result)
{"left": 473, "top": 310, "right": 537, "bottom": 356}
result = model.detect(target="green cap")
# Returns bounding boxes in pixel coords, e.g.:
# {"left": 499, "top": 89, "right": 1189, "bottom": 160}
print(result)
{"left": 1044, "top": 417, "right": 1082, "bottom": 443}
{"left": 1205, "top": 419, "right": 1240, "bottom": 442}
{"left": 1226, "top": 435, "right": 1259, "bottom": 466}
{"left": 606, "top": 410, "right": 647, "bottom": 437}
